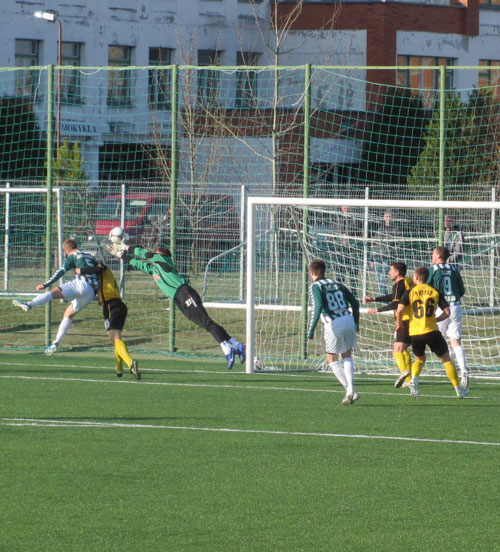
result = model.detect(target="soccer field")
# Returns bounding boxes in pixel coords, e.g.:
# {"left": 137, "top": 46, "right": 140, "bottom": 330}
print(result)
{"left": 1, "top": 352, "right": 499, "bottom": 551}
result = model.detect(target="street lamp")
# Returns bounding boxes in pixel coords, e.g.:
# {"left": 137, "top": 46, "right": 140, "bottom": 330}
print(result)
{"left": 34, "top": 10, "right": 62, "bottom": 155}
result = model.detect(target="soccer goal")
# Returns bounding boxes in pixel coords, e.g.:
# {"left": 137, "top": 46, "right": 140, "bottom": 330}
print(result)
{"left": 245, "top": 197, "right": 500, "bottom": 375}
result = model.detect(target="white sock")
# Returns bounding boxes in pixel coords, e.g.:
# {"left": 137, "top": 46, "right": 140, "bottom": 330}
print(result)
{"left": 453, "top": 345, "right": 467, "bottom": 374}
{"left": 29, "top": 292, "right": 53, "bottom": 308}
{"left": 220, "top": 340, "right": 232, "bottom": 355}
{"left": 343, "top": 357, "right": 355, "bottom": 394}
{"left": 329, "top": 361, "right": 347, "bottom": 389}
{"left": 54, "top": 317, "right": 73, "bottom": 345}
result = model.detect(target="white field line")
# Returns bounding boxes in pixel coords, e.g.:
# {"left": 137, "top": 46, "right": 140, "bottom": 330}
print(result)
{"left": 1, "top": 417, "right": 499, "bottom": 448}
{"left": 1, "top": 361, "right": 500, "bottom": 385}
{"left": 0, "top": 373, "right": 496, "bottom": 401}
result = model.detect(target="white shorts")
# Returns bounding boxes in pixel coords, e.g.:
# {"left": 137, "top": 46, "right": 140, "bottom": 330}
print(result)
{"left": 437, "top": 303, "right": 462, "bottom": 340}
{"left": 323, "top": 313, "right": 357, "bottom": 355}
{"left": 59, "top": 279, "right": 97, "bottom": 313}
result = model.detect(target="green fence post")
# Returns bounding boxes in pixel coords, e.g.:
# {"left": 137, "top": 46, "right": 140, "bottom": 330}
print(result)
{"left": 45, "top": 65, "right": 54, "bottom": 346}
{"left": 169, "top": 64, "right": 179, "bottom": 352}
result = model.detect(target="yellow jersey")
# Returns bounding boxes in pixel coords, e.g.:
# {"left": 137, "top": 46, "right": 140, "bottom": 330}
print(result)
{"left": 397, "top": 277, "right": 414, "bottom": 321}
{"left": 400, "top": 282, "right": 449, "bottom": 336}
{"left": 97, "top": 267, "right": 122, "bottom": 305}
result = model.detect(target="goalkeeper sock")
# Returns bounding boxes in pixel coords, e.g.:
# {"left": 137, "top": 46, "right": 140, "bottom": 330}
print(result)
{"left": 393, "top": 351, "right": 407, "bottom": 373}
{"left": 452, "top": 345, "right": 467, "bottom": 375}
{"left": 29, "top": 291, "right": 53, "bottom": 308}
{"left": 444, "top": 361, "right": 460, "bottom": 388}
{"left": 54, "top": 317, "right": 72, "bottom": 345}
{"left": 411, "top": 359, "right": 424, "bottom": 378}
{"left": 343, "top": 357, "right": 355, "bottom": 394}
{"left": 220, "top": 341, "right": 232, "bottom": 355}
{"left": 329, "top": 361, "right": 347, "bottom": 389}
{"left": 115, "top": 339, "right": 132, "bottom": 369}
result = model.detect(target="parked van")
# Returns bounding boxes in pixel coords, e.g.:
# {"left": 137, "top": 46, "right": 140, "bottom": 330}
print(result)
{"left": 89, "top": 191, "right": 239, "bottom": 265}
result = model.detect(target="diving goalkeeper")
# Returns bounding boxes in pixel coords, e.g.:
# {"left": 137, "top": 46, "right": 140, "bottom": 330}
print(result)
{"left": 116, "top": 243, "right": 245, "bottom": 369}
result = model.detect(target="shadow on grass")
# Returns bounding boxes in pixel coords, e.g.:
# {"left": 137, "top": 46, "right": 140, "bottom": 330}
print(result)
{"left": 0, "top": 322, "right": 46, "bottom": 333}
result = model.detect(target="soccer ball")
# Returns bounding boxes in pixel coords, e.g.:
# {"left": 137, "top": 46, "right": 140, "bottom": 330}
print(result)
{"left": 109, "top": 226, "right": 126, "bottom": 244}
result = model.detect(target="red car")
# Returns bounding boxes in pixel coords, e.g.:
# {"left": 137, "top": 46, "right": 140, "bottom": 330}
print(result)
{"left": 89, "top": 191, "right": 240, "bottom": 268}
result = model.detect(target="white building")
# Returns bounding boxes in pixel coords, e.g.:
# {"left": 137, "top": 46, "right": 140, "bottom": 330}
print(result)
{"left": 1, "top": 0, "right": 499, "bottom": 187}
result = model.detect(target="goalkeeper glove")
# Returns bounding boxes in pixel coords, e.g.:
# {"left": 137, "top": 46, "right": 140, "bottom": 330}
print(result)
{"left": 105, "top": 239, "right": 128, "bottom": 258}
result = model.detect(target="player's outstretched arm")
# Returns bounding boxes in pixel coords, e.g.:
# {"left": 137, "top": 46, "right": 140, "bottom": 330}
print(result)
{"left": 36, "top": 266, "right": 67, "bottom": 291}
{"left": 76, "top": 265, "right": 105, "bottom": 276}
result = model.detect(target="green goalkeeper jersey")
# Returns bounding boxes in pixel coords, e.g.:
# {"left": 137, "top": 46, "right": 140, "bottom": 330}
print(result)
{"left": 307, "top": 278, "right": 360, "bottom": 339}
{"left": 43, "top": 250, "right": 98, "bottom": 289}
{"left": 128, "top": 246, "right": 187, "bottom": 300}
{"left": 428, "top": 263, "right": 465, "bottom": 304}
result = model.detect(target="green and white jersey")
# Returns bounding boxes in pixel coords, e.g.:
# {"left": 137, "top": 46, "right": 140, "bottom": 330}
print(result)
{"left": 308, "top": 278, "right": 359, "bottom": 339}
{"left": 43, "top": 250, "right": 99, "bottom": 289}
{"left": 428, "top": 263, "right": 465, "bottom": 304}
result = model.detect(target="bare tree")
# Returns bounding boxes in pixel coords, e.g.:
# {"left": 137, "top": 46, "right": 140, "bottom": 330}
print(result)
{"left": 146, "top": 2, "right": 346, "bottom": 276}
{"left": 147, "top": 33, "right": 239, "bottom": 274}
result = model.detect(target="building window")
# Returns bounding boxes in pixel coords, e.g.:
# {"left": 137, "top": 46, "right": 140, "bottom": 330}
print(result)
{"left": 396, "top": 56, "right": 455, "bottom": 109}
{"left": 60, "top": 42, "right": 82, "bottom": 104}
{"left": 15, "top": 40, "right": 40, "bottom": 98}
{"left": 149, "top": 47, "right": 172, "bottom": 110}
{"left": 197, "top": 50, "right": 221, "bottom": 106}
{"left": 480, "top": 0, "right": 500, "bottom": 7}
{"left": 108, "top": 46, "right": 133, "bottom": 107}
{"left": 479, "top": 60, "right": 500, "bottom": 96}
{"left": 236, "top": 52, "right": 259, "bottom": 108}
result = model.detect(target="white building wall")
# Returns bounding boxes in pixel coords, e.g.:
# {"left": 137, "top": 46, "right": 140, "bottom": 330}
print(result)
{"left": 1, "top": 0, "right": 273, "bottom": 184}
{"left": 398, "top": 10, "right": 500, "bottom": 93}
{"left": 1, "top": 1, "right": 500, "bottom": 185}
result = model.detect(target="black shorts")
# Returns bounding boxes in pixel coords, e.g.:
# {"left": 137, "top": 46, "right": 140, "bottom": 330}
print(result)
{"left": 411, "top": 331, "right": 448, "bottom": 358}
{"left": 103, "top": 299, "right": 128, "bottom": 332}
{"left": 395, "top": 319, "right": 411, "bottom": 345}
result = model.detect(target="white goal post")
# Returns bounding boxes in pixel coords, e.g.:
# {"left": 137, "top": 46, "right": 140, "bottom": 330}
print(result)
{"left": 245, "top": 197, "right": 500, "bottom": 375}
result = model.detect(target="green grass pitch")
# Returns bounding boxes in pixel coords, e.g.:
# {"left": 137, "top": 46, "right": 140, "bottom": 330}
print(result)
{"left": 1, "top": 351, "right": 499, "bottom": 551}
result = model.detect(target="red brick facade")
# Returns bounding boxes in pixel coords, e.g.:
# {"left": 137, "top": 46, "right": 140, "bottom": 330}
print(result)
{"left": 276, "top": 0, "right": 480, "bottom": 85}
{"left": 265, "top": 1, "right": 481, "bottom": 183}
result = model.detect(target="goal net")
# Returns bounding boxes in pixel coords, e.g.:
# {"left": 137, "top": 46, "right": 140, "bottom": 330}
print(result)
{"left": 245, "top": 197, "right": 500, "bottom": 375}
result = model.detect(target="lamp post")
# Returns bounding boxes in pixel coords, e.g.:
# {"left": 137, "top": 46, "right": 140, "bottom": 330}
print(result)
{"left": 34, "top": 10, "right": 62, "bottom": 156}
